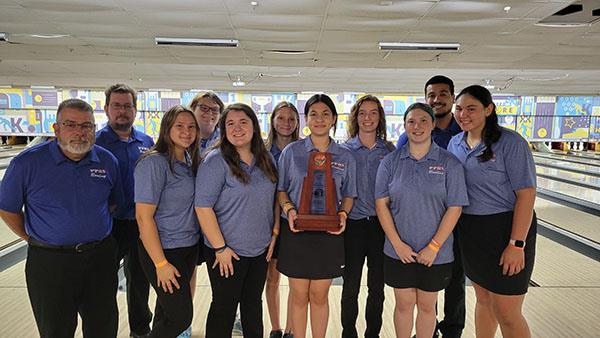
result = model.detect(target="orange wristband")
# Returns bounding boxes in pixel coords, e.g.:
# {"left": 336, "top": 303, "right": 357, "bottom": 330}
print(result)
{"left": 427, "top": 243, "right": 440, "bottom": 253}
{"left": 155, "top": 259, "right": 168, "bottom": 269}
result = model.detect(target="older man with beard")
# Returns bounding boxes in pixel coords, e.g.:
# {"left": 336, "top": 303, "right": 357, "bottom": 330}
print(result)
{"left": 0, "top": 98, "right": 123, "bottom": 338}
{"left": 96, "top": 83, "right": 154, "bottom": 338}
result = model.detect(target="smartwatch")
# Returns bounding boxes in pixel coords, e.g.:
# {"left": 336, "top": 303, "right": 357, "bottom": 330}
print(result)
{"left": 509, "top": 239, "right": 525, "bottom": 248}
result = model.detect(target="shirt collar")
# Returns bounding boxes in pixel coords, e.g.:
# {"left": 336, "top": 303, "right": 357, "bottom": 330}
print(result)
{"left": 49, "top": 139, "right": 100, "bottom": 165}
{"left": 270, "top": 144, "right": 281, "bottom": 156}
{"left": 303, "top": 136, "right": 342, "bottom": 154}
{"left": 397, "top": 141, "right": 440, "bottom": 161}
{"left": 447, "top": 117, "right": 462, "bottom": 134}
{"left": 205, "top": 128, "right": 220, "bottom": 142}
{"left": 100, "top": 124, "right": 145, "bottom": 143}
{"left": 345, "top": 136, "right": 388, "bottom": 151}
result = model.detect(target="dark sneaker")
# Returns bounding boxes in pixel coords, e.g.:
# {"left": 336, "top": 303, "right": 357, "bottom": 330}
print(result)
{"left": 269, "top": 330, "right": 283, "bottom": 338}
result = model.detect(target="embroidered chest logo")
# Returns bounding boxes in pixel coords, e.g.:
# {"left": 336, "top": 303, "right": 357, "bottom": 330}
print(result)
{"left": 428, "top": 165, "right": 445, "bottom": 175}
{"left": 90, "top": 168, "right": 107, "bottom": 179}
{"left": 138, "top": 146, "right": 149, "bottom": 153}
{"left": 331, "top": 161, "right": 346, "bottom": 171}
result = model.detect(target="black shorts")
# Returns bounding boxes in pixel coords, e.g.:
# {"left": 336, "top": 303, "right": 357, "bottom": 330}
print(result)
{"left": 459, "top": 211, "right": 537, "bottom": 295}
{"left": 384, "top": 255, "right": 452, "bottom": 292}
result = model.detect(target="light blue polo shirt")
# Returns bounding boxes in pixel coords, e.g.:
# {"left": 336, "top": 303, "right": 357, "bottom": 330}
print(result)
{"left": 277, "top": 137, "right": 358, "bottom": 218}
{"left": 0, "top": 140, "right": 123, "bottom": 245}
{"left": 375, "top": 143, "right": 469, "bottom": 264}
{"left": 343, "top": 136, "right": 394, "bottom": 219}
{"left": 96, "top": 125, "right": 154, "bottom": 220}
{"left": 195, "top": 149, "right": 276, "bottom": 257}
{"left": 447, "top": 127, "right": 536, "bottom": 215}
{"left": 270, "top": 144, "right": 283, "bottom": 163}
{"left": 200, "top": 128, "right": 220, "bottom": 155}
{"left": 134, "top": 153, "right": 199, "bottom": 249}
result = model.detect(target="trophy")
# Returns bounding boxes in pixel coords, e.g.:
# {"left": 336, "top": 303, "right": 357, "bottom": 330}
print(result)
{"left": 296, "top": 152, "right": 340, "bottom": 231}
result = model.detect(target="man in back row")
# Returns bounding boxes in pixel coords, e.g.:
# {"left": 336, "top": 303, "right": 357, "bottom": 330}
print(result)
{"left": 96, "top": 84, "right": 155, "bottom": 338}
{"left": 0, "top": 99, "right": 123, "bottom": 337}
{"left": 396, "top": 75, "right": 465, "bottom": 338}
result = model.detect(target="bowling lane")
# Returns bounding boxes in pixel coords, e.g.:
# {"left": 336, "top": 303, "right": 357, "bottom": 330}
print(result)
{"left": 535, "top": 198, "right": 600, "bottom": 243}
{"left": 537, "top": 177, "right": 600, "bottom": 205}
{"left": 534, "top": 156, "right": 600, "bottom": 176}
{"left": 533, "top": 152, "right": 600, "bottom": 167}
{"left": 536, "top": 166, "right": 600, "bottom": 188}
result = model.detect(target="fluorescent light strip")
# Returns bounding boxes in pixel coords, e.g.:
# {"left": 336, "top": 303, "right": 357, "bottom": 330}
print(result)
{"left": 155, "top": 37, "right": 239, "bottom": 47}
{"left": 379, "top": 42, "right": 460, "bottom": 51}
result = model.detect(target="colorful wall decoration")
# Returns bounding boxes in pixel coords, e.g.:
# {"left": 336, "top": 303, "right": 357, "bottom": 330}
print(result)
{"left": 1, "top": 88, "right": 599, "bottom": 141}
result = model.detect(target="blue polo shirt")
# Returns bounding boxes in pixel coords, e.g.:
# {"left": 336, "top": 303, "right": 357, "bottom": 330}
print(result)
{"left": 200, "top": 128, "right": 220, "bottom": 155}
{"left": 343, "top": 136, "right": 394, "bottom": 219}
{"left": 0, "top": 140, "right": 123, "bottom": 246}
{"left": 277, "top": 137, "right": 357, "bottom": 218}
{"left": 195, "top": 149, "right": 276, "bottom": 257}
{"left": 134, "top": 153, "right": 199, "bottom": 249}
{"left": 396, "top": 116, "right": 462, "bottom": 150}
{"left": 270, "top": 144, "right": 283, "bottom": 163}
{"left": 96, "top": 125, "right": 154, "bottom": 220}
{"left": 375, "top": 143, "right": 468, "bottom": 264}
{"left": 447, "top": 127, "right": 536, "bottom": 215}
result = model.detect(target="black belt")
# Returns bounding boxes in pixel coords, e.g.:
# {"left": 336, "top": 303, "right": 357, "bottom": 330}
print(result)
{"left": 28, "top": 236, "right": 108, "bottom": 253}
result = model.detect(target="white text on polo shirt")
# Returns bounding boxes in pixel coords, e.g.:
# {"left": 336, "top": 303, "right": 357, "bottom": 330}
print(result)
{"left": 428, "top": 165, "right": 445, "bottom": 175}
{"left": 331, "top": 161, "right": 346, "bottom": 171}
{"left": 90, "top": 168, "right": 107, "bottom": 178}
{"left": 138, "top": 146, "right": 150, "bottom": 153}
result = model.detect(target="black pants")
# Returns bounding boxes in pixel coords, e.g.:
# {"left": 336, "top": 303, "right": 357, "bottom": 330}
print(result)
{"left": 25, "top": 236, "right": 118, "bottom": 338}
{"left": 139, "top": 241, "right": 198, "bottom": 338}
{"left": 112, "top": 219, "right": 152, "bottom": 335}
{"left": 204, "top": 245, "right": 268, "bottom": 338}
{"left": 437, "top": 227, "right": 466, "bottom": 337}
{"left": 341, "top": 217, "right": 385, "bottom": 338}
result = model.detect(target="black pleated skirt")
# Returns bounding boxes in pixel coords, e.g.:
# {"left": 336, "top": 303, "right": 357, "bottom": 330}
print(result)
{"left": 276, "top": 218, "right": 344, "bottom": 279}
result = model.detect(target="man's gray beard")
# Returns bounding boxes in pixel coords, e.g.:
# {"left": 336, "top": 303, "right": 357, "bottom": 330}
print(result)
{"left": 110, "top": 121, "right": 133, "bottom": 132}
{"left": 59, "top": 140, "right": 92, "bottom": 155}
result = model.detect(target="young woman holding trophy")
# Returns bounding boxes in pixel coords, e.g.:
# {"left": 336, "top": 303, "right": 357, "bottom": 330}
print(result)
{"left": 276, "top": 94, "right": 357, "bottom": 338}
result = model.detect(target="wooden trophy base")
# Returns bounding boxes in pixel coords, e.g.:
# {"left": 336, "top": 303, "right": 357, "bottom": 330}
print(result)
{"left": 296, "top": 213, "right": 340, "bottom": 231}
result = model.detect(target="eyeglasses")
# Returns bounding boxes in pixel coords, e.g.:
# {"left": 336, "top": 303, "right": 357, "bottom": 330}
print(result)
{"left": 196, "top": 104, "right": 220, "bottom": 115}
{"left": 61, "top": 121, "right": 96, "bottom": 133}
{"left": 109, "top": 103, "right": 134, "bottom": 111}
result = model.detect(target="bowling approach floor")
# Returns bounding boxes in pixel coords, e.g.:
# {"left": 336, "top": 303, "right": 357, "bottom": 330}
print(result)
{"left": 0, "top": 146, "right": 599, "bottom": 337}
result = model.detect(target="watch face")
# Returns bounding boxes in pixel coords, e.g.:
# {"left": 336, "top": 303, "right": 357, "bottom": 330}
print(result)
{"left": 514, "top": 240, "right": 525, "bottom": 248}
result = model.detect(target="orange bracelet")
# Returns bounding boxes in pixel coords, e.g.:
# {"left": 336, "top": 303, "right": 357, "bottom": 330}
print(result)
{"left": 428, "top": 243, "right": 440, "bottom": 253}
{"left": 155, "top": 259, "right": 168, "bottom": 269}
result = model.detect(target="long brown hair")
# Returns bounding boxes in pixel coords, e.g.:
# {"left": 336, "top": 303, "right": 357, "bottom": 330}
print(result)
{"left": 347, "top": 94, "right": 388, "bottom": 140}
{"left": 456, "top": 85, "right": 500, "bottom": 162}
{"left": 140, "top": 105, "right": 200, "bottom": 174}
{"left": 265, "top": 101, "right": 300, "bottom": 150}
{"left": 218, "top": 103, "right": 277, "bottom": 184}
